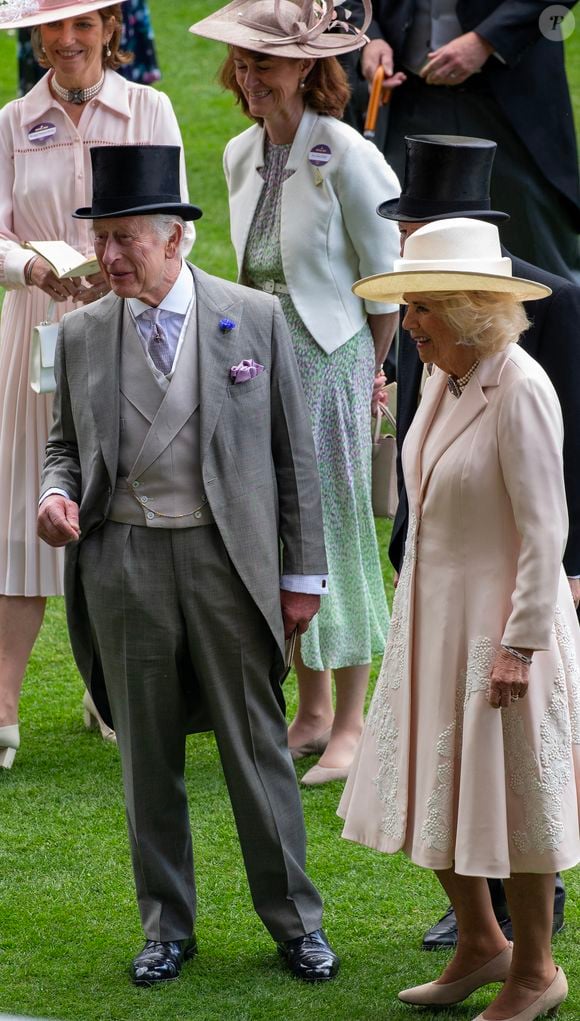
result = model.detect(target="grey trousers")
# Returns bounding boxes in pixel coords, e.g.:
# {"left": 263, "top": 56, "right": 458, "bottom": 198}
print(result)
{"left": 78, "top": 521, "right": 323, "bottom": 942}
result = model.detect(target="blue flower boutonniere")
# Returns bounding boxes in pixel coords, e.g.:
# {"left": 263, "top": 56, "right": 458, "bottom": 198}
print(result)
{"left": 219, "top": 317, "right": 236, "bottom": 333}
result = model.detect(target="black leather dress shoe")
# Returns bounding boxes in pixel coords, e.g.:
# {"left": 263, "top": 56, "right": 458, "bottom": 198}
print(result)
{"left": 277, "top": 928, "right": 339, "bottom": 981}
{"left": 422, "top": 906, "right": 565, "bottom": 950}
{"left": 131, "top": 936, "right": 197, "bottom": 986}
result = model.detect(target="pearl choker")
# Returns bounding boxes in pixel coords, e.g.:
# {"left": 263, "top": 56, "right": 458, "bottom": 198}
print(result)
{"left": 447, "top": 359, "right": 480, "bottom": 398}
{"left": 51, "top": 71, "right": 105, "bottom": 106}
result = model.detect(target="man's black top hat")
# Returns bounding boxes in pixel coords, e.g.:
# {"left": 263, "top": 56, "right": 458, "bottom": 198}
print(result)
{"left": 378, "top": 135, "right": 509, "bottom": 223}
{"left": 74, "top": 145, "right": 202, "bottom": 220}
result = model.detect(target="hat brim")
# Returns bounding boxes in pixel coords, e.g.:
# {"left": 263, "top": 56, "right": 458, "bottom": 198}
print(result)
{"left": 353, "top": 270, "right": 551, "bottom": 304}
{"left": 0, "top": 0, "right": 125, "bottom": 31}
{"left": 189, "top": 11, "right": 367, "bottom": 58}
{"left": 73, "top": 202, "right": 203, "bottom": 220}
{"left": 377, "top": 198, "right": 510, "bottom": 223}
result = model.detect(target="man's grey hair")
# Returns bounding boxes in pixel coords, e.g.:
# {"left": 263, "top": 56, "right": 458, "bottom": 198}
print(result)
{"left": 149, "top": 213, "right": 191, "bottom": 256}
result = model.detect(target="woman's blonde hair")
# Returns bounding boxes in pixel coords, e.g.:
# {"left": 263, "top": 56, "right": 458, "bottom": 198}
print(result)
{"left": 32, "top": 4, "right": 132, "bottom": 72}
{"left": 416, "top": 291, "right": 530, "bottom": 357}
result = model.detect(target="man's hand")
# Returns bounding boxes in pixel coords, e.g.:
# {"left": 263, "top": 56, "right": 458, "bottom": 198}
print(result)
{"left": 361, "top": 38, "right": 406, "bottom": 91}
{"left": 280, "top": 590, "right": 321, "bottom": 640}
{"left": 37, "top": 495, "right": 81, "bottom": 547}
{"left": 569, "top": 576, "right": 580, "bottom": 610}
{"left": 420, "top": 31, "right": 494, "bottom": 86}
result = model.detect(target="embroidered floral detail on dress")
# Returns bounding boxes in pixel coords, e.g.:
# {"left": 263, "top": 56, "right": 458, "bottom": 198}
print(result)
{"left": 555, "top": 606, "right": 580, "bottom": 744}
{"left": 503, "top": 628, "right": 574, "bottom": 855}
{"left": 420, "top": 637, "right": 494, "bottom": 852}
{"left": 365, "top": 513, "right": 418, "bottom": 842}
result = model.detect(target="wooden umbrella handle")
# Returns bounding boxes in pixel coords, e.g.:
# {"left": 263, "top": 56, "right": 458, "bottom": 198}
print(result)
{"left": 363, "top": 65, "right": 392, "bottom": 139}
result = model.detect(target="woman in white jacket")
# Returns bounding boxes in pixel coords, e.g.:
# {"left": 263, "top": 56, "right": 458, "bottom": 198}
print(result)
{"left": 191, "top": 0, "right": 402, "bottom": 784}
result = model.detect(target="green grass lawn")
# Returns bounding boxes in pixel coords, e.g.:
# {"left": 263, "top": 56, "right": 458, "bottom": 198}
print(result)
{"left": 1, "top": 5, "right": 580, "bottom": 1020}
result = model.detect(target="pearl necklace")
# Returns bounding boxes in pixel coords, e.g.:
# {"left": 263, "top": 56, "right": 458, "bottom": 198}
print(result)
{"left": 51, "top": 71, "right": 105, "bottom": 106}
{"left": 447, "top": 359, "right": 480, "bottom": 398}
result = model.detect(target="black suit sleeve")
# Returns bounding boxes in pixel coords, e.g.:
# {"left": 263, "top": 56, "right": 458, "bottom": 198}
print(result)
{"left": 466, "top": 1, "right": 578, "bottom": 66}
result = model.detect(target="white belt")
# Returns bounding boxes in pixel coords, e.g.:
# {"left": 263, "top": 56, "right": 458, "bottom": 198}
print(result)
{"left": 258, "top": 280, "right": 289, "bottom": 295}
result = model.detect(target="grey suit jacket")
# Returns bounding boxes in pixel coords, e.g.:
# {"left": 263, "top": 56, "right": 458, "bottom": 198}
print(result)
{"left": 42, "top": 263, "right": 327, "bottom": 722}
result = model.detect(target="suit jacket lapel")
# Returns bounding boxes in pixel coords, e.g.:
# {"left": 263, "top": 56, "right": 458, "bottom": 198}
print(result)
{"left": 403, "top": 368, "right": 445, "bottom": 511}
{"left": 195, "top": 267, "right": 245, "bottom": 462}
{"left": 85, "top": 293, "right": 122, "bottom": 487}
{"left": 418, "top": 367, "right": 489, "bottom": 502}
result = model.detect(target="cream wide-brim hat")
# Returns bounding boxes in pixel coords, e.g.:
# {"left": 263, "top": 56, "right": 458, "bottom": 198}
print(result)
{"left": 189, "top": 0, "right": 371, "bottom": 59}
{"left": 353, "top": 218, "right": 551, "bottom": 303}
{"left": 0, "top": 0, "right": 124, "bottom": 32}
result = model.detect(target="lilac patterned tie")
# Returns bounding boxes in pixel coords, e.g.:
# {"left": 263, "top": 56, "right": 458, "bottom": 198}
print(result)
{"left": 141, "top": 307, "right": 173, "bottom": 375}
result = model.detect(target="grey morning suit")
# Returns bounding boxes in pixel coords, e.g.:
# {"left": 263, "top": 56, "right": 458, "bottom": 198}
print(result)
{"left": 42, "top": 265, "right": 327, "bottom": 942}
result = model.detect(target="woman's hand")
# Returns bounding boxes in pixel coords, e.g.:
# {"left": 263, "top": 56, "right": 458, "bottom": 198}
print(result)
{"left": 372, "top": 370, "right": 388, "bottom": 415}
{"left": 75, "top": 269, "right": 111, "bottom": 306}
{"left": 28, "top": 256, "right": 86, "bottom": 302}
{"left": 487, "top": 647, "right": 531, "bottom": 709}
{"left": 568, "top": 576, "right": 580, "bottom": 610}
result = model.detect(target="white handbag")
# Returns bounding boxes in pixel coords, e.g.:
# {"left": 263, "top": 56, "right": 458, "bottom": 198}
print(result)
{"left": 371, "top": 402, "right": 398, "bottom": 519}
{"left": 30, "top": 300, "right": 58, "bottom": 394}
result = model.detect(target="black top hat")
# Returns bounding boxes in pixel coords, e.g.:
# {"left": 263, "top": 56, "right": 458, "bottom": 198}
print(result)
{"left": 378, "top": 135, "right": 509, "bottom": 223}
{"left": 74, "top": 145, "right": 202, "bottom": 220}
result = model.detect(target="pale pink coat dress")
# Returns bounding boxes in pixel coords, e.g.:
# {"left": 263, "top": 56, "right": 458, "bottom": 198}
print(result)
{"left": 0, "top": 69, "right": 193, "bottom": 595}
{"left": 339, "top": 343, "right": 580, "bottom": 877}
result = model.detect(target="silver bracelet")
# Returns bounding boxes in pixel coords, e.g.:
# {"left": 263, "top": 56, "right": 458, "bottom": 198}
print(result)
{"left": 502, "top": 645, "right": 533, "bottom": 665}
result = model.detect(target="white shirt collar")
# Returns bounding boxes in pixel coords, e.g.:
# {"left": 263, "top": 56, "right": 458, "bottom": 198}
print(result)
{"left": 128, "top": 260, "right": 194, "bottom": 318}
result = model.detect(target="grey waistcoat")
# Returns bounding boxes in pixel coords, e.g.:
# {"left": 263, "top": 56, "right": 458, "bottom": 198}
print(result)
{"left": 107, "top": 305, "right": 214, "bottom": 528}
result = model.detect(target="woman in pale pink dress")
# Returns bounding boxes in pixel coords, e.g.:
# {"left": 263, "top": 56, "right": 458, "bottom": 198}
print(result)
{"left": 0, "top": 0, "right": 193, "bottom": 767}
{"left": 339, "top": 219, "right": 580, "bottom": 1021}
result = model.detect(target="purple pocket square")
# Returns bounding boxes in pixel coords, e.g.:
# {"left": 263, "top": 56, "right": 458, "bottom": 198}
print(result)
{"left": 230, "top": 359, "right": 265, "bottom": 383}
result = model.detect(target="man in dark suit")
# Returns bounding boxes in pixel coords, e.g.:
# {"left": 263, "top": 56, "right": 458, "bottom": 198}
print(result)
{"left": 346, "top": 0, "right": 580, "bottom": 281}
{"left": 383, "top": 134, "right": 579, "bottom": 949}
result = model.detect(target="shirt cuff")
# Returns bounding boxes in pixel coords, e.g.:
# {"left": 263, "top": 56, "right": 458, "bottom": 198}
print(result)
{"left": 39, "top": 488, "right": 70, "bottom": 506}
{"left": 280, "top": 574, "right": 329, "bottom": 595}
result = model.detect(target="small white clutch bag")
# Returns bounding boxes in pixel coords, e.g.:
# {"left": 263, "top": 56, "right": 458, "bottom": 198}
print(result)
{"left": 30, "top": 300, "right": 58, "bottom": 394}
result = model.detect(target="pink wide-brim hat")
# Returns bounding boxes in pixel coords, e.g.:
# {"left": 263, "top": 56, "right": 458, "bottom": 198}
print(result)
{"left": 189, "top": 0, "right": 371, "bottom": 59}
{"left": 0, "top": 0, "right": 125, "bottom": 32}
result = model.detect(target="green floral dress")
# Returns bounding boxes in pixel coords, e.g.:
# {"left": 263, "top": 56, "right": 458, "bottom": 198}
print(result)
{"left": 242, "top": 139, "right": 389, "bottom": 670}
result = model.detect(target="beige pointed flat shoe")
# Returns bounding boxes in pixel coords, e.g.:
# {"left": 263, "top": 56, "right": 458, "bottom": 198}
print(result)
{"left": 472, "top": 966, "right": 567, "bottom": 1021}
{"left": 300, "top": 763, "right": 350, "bottom": 785}
{"left": 82, "top": 690, "right": 116, "bottom": 744}
{"left": 289, "top": 726, "right": 332, "bottom": 762}
{"left": 398, "top": 943, "right": 513, "bottom": 1006}
{"left": 0, "top": 724, "right": 20, "bottom": 769}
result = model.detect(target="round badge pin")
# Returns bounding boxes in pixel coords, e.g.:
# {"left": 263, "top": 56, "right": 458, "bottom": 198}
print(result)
{"left": 28, "top": 122, "right": 56, "bottom": 144}
{"left": 308, "top": 144, "right": 332, "bottom": 167}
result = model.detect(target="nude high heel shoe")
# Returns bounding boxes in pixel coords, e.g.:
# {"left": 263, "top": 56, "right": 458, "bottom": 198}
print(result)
{"left": 82, "top": 690, "right": 116, "bottom": 744}
{"left": 289, "top": 726, "right": 332, "bottom": 761}
{"left": 472, "top": 967, "right": 568, "bottom": 1021}
{"left": 398, "top": 943, "right": 513, "bottom": 1006}
{"left": 0, "top": 724, "right": 20, "bottom": 769}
